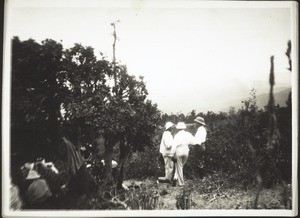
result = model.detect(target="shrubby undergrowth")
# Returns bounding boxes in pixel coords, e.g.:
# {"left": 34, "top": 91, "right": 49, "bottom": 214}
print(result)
{"left": 124, "top": 144, "right": 165, "bottom": 180}
{"left": 126, "top": 89, "right": 292, "bottom": 189}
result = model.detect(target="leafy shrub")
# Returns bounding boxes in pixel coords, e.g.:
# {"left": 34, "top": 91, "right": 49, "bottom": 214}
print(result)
{"left": 124, "top": 146, "right": 164, "bottom": 180}
{"left": 176, "top": 188, "right": 192, "bottom": 209}
{"left": 125, "top": 184, "right": 160, "bottom": 209}
{"left": 177, "top": 90, "right": 291, "bottom": 188}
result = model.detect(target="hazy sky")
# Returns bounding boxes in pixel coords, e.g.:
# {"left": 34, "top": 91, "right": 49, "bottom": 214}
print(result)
{"left": 5, "top": 0, "right": 294, "bottom": 113}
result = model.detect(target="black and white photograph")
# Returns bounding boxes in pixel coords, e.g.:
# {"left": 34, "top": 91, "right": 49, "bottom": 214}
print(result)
{"left": 2, "top": 0, "right": 298, "bottom": 217}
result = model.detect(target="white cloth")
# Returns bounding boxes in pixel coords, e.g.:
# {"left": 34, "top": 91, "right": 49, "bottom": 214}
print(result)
{"left": 173, "top": 148, "right": 188, "bottom": 186}
{"left": 171, "top": 130, "right": 197, "bottom": 185}
{"left": 194, "top": 126, "right": 207, "bottom": 145}
{"left": 163, "top": 156, "right": 174, "bottom": 180}
{"left": 101, "top": 160, "right": 118, "bottom": 168}
{"left": 171, "top": 130, "right": 196, "bottom": 155}
{"left": 38, "top": 159, "right": 59, "bottom": 174}
{"left": 159, "top": 130, "right": 173, "bottom": 156}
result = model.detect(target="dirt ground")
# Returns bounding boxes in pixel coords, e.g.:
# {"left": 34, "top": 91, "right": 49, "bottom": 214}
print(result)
{"left": 123, "top": 176, "right": 292, "bottom": 210}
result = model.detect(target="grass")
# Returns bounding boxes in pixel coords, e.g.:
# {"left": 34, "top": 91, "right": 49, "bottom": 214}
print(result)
{"left": 122, "top": 174, "right": 292, "bottom": 210}
{"left": 16, "top": 171, "right": 292, "bottom": 210}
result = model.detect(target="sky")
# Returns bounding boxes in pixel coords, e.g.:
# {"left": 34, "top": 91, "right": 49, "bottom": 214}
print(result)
{"left": 5, "top": 0, "right": 295, "bottom": 114}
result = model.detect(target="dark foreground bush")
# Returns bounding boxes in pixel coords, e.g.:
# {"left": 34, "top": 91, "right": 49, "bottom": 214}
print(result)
{"left": 124, "top": 145, "right": 164, "bottom": 180}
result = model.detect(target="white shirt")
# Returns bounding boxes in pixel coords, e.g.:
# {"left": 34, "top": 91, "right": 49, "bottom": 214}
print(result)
{"left": 194, "top": 126, "right": 207, "bottom": 145}
{"left": 171, "top": 130, "right": 197, "bottom": 155}
{"left": 160, "top": 130, "right": 173, "bottom": 156}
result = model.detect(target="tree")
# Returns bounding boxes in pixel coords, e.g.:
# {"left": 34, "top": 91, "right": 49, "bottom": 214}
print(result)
{"left": 185, "top": 110, "right": 196, "bottom": 123}
{"left": 100, "top": 65, "right": 160, "bottom": 187}
{"left": 92, "top": 22, "right": 161, "bottom": 187}
{"left": 11, "top": 36, "right": 161, "bottom": 189}
{"left": 11, "top": 37, "right": 64, "bottom": 162}
{"left": 60, "top": 43, "right": 111, "bottom": 149}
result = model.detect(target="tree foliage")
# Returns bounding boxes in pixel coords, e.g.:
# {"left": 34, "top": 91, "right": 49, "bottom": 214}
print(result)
{"left": 151, "top": 88, "right": 292, "bottom": 188}
{"left": 11, "top": 37, "right": 160, "bottom": 187}
{"left": 11, "top": 37, "right": 64, "bottom": 162}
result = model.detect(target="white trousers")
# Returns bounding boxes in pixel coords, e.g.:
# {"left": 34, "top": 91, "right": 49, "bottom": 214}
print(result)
{"left": 174, "top": 146, "right": 189, "bottom": 186}
{"left": 163, "top": 156, "right": 174, "bottom": 180}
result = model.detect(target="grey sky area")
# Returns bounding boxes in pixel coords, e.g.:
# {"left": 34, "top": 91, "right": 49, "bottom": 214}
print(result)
{"left": 5, "top": 0, "right": 293, "bottom": 114}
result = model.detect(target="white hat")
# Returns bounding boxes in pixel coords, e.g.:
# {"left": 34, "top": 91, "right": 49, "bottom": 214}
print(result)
{"left": 176, "top": 122, "right": 186, "bottom": 129}
{"left": 194, "top": 116, "right": 206, "bottom": 125}
{"left": 26, "top": 170, "right": 41, "bottom": 180}
{"left": 165, "top": 122, "right": 174, "bottom": 130}
{"left": 24, "top": 163, "right": 34, "bottom": 171}
{"left": 112, "top": 160, "right": 118, "bottom": 169}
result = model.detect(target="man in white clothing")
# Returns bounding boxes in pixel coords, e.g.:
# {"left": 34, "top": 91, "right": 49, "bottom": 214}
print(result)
{"left": 159, "top": 122, "right": 175, "bottom": 181}
{"left": 194, "top": 116, "right": 207, "bottom": 150}
{"left": 171, "top": 122, "right": 197, "bottom": 186}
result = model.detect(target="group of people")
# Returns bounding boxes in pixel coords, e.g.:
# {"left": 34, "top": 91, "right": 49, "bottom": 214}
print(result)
{"left": 10, "top": 136, "right": 92, "bottom": 210}
{"left": 10, "top": 136, "right": 123, "bottom": 210}
{"left": 10, "top": 159, "right": 61, "bottom": 210}
{"left": 159, "top": 116, "right": 207, "bottom": 186}
{"left": 9, "top": 117, "right": 207, "bottom": 209}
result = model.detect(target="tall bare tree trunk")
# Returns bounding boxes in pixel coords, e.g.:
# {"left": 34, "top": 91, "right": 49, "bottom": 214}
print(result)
{"left": 104, "top": 138, "right": 114, "bottom": 186}
{"left": 116, "top": 135, "right": 130, "bottom": 189}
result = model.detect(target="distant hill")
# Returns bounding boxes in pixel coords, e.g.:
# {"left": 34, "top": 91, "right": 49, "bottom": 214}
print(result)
{"left": 159, "top": 86, "right": 291, "bottom": 114}
{"left": 215, "top": 87, "right": 291, "bottom": 112}
{"left": 256, "top": 88, "right": 291, "bottom": 109}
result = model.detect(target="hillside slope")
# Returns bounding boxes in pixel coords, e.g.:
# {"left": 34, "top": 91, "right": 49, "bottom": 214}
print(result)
{"left": 216, "top": 88, "right": 291, "bottom": 112}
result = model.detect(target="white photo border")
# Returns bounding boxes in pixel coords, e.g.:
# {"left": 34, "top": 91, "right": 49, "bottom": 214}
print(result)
{"left": 2, "top": 0, "right": 298, "bottom": 217}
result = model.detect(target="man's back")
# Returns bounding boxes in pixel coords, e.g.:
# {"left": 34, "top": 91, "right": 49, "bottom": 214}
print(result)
{"left": 160, "top": 130, "right": 173, "bottom": 155}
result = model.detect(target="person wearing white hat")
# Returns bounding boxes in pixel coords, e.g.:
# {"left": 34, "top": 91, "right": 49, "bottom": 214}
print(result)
{"left": 171, "top": 122, "right": 197, "bottom": 186}
{"left": 159, "top": 121, "right": 175, "bottom": 181}
{"left": 194, "top": 116, "right": 207, "bottom": 150}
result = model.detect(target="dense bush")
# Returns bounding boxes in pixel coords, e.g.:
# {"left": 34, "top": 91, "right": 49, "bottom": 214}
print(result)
{"left": 123, "top": 88, "right": 292, "bottom": 188}
{"left": 124, "top": 145, "right": 164, "bottom": 180}
{"left": 157, "top": 89, "right": 292, "bottom": 188}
